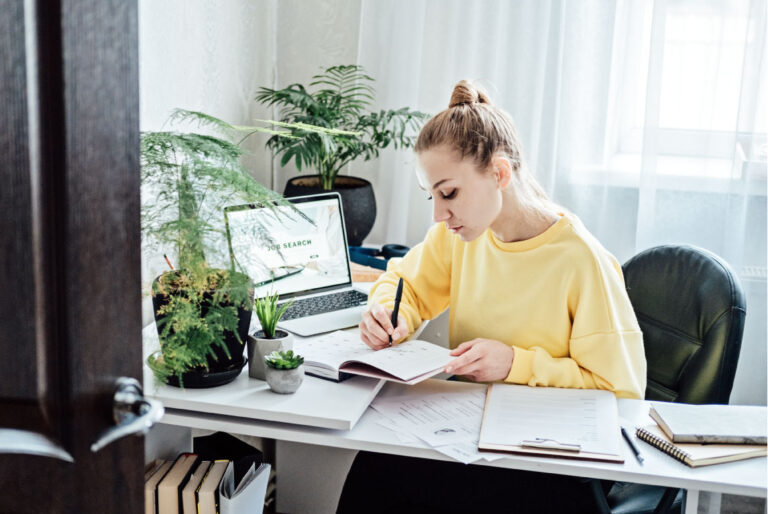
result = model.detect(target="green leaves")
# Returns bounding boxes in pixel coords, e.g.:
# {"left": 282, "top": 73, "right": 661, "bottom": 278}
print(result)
{"left": 255, "top": 64, "right": 429, "bottom": 190}
{"left": 142, "top": 109, "right": 300, "bottom": 385}
{"left": 264, "top": 350, "right": 304, "bottom": 370}
{"left": 254, "top": 289, "right": 294, "bottom": 338}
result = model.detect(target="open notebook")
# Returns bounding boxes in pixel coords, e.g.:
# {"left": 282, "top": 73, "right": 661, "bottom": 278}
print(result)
{"left": 292, "top": 330, "right": 453, "bottom": 384}
{"left": 636, "top": 424, "right": 767, "bottom": 468}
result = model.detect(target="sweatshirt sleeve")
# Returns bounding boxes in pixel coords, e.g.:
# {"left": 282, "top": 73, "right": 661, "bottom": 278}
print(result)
{"left": 505, "top": 253, "right": 647, "bottom": 399}
{"left": 368, "top": 224, "right": 452, "bottom": 336}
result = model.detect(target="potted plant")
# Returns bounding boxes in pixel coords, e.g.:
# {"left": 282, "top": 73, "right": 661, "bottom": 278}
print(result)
{"left": 255, "top": 64, "right": 429, "bottom": 245}
{"left": 142, "top": 109, "right": 306, "bottom": 388}
{"left": 263, "top": 350, "right": 305, "bottom": 394}
{"left": 247, "top": 289, "right": 295, "bottom": 381}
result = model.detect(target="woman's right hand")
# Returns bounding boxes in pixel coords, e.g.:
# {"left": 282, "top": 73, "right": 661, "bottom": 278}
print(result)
{"left": 359, "top": 303, "right": 409, "bottom": 350}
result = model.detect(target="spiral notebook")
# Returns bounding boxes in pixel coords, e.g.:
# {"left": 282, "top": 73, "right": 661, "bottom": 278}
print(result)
{"left": 636, "top": 424, "right": 767, "bottom": 468}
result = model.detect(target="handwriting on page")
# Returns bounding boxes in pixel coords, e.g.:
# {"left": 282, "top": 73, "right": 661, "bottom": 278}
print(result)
{"left": 292, "top": 331, "right": 372, "bottom": 369}
{"left": 362, "top": 342, "right": 453, "bottom": 378}
{"left": 293, "top": 331, "right": 453, "bottom": 381}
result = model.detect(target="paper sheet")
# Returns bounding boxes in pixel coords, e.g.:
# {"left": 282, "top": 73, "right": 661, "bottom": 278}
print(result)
{"left": 480, "top": 385, "right": 622, "bottom": 456}
{"left": 372, "top": 390, "right": 486, "bottom": 444}
{"left": 370, "top": 388, "right": 489, "bottom": 463}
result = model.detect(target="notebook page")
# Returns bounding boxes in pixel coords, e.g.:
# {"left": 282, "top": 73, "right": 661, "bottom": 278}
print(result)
{"left": 480, "top": 385, "right": 621, "bottom": 456}
{"left": 293, "top": 331, "right": 373, "bottom": 370}
{"left": 355, "top": 340, "right": 453, "bottom": 380}
{"left": 294, "top": 331, "right": 452, "bottom": 381}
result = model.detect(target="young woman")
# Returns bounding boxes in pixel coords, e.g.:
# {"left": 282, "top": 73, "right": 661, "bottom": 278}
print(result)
{"left": 336, "top": 81, "right": 647, "bottom": 514}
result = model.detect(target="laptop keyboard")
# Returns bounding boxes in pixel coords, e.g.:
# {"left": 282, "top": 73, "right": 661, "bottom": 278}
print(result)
{"left": 279, "top": 290, "right": 369, "bottom": 321}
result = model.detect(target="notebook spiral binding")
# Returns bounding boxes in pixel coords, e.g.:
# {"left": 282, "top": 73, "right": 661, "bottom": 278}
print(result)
{"left": 636, "top": 427, "right": 690, "bottom": 464}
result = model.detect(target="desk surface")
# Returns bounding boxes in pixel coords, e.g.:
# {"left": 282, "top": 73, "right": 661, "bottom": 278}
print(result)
{"left": 143, "top": 325, "right": 384, "bottom": 431}
{"left": 157, "top": 378, "right": 767, "bottom": 499}
{"left": 144, "top": 323, "right": 766, "bottom": 500}
{"left": 146, "top": 370, "right": 384, "bottom": 431}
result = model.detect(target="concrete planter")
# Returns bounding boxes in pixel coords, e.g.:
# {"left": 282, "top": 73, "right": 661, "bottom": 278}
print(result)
{"left": 265, "top": 365, "right": 304, "bottom": 394}
{"left": 247, "top": 330, "right": 293, "bottom": 381}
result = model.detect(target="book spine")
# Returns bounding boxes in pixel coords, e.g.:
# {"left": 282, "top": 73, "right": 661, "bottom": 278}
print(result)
{"left": 636, "top": 427, "right": 692, "bottom": 466}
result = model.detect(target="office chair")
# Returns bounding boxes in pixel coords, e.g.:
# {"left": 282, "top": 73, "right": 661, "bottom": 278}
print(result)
{"left": 590, "top": 245, "right": 747, "bottom": 514}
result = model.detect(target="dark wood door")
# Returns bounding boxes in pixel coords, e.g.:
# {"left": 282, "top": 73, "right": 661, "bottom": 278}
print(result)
{"left": 0, "top": 0, "right": 143, "bottom": 512}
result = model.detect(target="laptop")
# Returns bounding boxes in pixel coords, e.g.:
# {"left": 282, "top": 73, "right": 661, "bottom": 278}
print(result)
{"left": 224, "top": 193, "right": 368, "bottom": 336}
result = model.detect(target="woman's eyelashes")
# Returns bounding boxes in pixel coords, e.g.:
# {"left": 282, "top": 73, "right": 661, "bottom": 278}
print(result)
{"left": 427, "top": 189, "right": 457, "bottom": 201}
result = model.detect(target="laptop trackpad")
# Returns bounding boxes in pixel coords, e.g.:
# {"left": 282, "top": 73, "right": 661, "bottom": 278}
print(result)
{"left": 279, "top": 307, "right": 365, "bottom": 337}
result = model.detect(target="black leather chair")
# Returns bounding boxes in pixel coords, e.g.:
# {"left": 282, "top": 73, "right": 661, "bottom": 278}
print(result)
{"left": 592, "top": 245, "right": 747, "bottom": 514}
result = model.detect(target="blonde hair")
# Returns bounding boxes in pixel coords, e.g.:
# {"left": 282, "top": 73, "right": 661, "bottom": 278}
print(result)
{"left": 415, "top": 80, "right": 558, "bottom": 216}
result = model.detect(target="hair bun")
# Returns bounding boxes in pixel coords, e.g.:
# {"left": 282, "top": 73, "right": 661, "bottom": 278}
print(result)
{"left": 448, "top": 80, "right": 491, "bottom": 108}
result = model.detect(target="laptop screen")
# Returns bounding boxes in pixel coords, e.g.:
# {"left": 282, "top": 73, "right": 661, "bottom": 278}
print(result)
{"left": 225, "top": 194, "right": 352, "bottom": 298}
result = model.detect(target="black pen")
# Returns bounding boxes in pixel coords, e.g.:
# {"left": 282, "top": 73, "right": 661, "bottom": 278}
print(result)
{"left": 389, "top": 278, "right": 404, "bottom": 346}
{"left": 621, "top": 427, "right": 644, "bottom": 465}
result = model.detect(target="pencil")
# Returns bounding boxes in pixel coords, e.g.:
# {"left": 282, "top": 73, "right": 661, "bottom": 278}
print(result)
{"left": 621, "top": 426, "right": 644, "bottom": 465}
{"left": 163, "top": 254, "right": 175, "bottom": 271}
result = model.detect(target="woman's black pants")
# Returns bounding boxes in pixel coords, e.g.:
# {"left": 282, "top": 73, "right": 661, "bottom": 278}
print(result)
{"left": 337, "top": 451, "right": 611, "bottom": 514}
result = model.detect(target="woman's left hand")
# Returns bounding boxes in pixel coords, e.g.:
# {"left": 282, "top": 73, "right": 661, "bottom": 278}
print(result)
{"left": 444, "top": 338, "right": 515, "bottom": 382}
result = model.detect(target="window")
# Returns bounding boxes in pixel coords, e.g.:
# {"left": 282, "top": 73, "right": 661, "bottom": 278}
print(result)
{"left": 576, "top": 0, "right": 766, "bottom": 191}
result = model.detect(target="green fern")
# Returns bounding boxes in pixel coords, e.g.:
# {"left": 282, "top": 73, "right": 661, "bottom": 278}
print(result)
{"left": 143, "top": 110, "right": 306, "bottom": 385}
{"left": 256, "top": 64, "right": 429, "bottom": 190}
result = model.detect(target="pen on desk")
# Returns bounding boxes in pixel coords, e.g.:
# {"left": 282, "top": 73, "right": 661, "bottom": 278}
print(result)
{"left": 163, "top": 254, "right": 175, "bottom": 271}
{"left": 389, "top": 278, "right": 404, "bottom": 346}
{"left": 621, "top": 426, "right": 644, "bottom": 465}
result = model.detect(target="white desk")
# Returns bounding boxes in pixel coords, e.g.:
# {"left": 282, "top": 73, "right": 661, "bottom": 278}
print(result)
{"left": 143, "top": 320, "right": 766, "bottom": 514}
{"left": 143, "top": 325, "right": 386, "bottom": 431}
{"left": 146, "top": 368, "right": 384, "bottom": 431}
{"left": 151, "top": 378, "right": 767, "bottom": 514}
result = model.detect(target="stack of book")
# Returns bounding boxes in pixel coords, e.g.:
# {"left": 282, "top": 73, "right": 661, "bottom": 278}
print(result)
{"left": 145, "top": 445, "right": 271, "bottom": 514}
{"left": 635, "top": 402, "right": 767, "bottom": 468}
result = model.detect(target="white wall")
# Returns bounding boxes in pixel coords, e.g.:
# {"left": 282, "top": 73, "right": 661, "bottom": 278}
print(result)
{"left": 138, "top": 0, "right": 278, "bottom": 314}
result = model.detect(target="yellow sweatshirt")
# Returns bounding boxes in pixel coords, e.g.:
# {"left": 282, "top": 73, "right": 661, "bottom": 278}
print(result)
{"left": 369, "top": 213, "right": 647, "bottom": 399}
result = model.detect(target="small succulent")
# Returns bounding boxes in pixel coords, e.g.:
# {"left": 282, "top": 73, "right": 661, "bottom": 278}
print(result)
{"left": 264, "top": 350, "right": 304, "bottom": 370}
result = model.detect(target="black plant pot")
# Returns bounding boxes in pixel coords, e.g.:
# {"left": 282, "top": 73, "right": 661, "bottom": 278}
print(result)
{"left": 283, "top": 175, "right": 376, "bottom": 246}
{"left": 151, "top": 270, "right": 253, "bottom": 388}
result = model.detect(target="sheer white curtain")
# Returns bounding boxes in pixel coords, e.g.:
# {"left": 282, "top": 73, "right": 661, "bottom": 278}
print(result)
{"left": 356, "top": 0, "right": 766, "bottom": 403}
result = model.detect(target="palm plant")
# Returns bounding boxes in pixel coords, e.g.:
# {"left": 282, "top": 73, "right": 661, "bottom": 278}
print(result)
{"left": 256, "top": 65, "right": 429, "bottom": 190}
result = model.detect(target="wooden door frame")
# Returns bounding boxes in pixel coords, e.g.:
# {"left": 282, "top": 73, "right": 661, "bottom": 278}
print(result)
{"left": 0, "top": 0, "right": 143, "bottom": 511}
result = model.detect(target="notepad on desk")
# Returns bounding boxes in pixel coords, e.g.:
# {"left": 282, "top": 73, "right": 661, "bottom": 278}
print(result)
{"left": 636, "top": 424, "right": 767, "bottom": 468}
{"left": 478, "top": 384, "right": 625, "bottom": 463}
{"left": 649, "top": 402, "right": 768, "bottom": 444}
{"left": 293, "top": 330, "right": 453, "bottom": 384}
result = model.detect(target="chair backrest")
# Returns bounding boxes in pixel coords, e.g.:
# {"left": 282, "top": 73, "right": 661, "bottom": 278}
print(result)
{"left": 622, "top": 245, "right": 746, "bottom": 404}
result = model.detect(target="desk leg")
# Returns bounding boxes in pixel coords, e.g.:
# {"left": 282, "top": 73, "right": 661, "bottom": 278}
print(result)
{"left": 276, "top": 441, "right": 357, "bottom": 514}
{"left": 684, "top": 489, "right": 700, "bottom": 514}
{"left": 704, "top": 492, "right": 722, "bottom": 514}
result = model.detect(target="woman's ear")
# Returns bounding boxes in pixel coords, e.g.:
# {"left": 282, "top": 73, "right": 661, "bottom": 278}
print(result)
{"left": 490, "top": 155, "right": 513, "bottom": 189}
